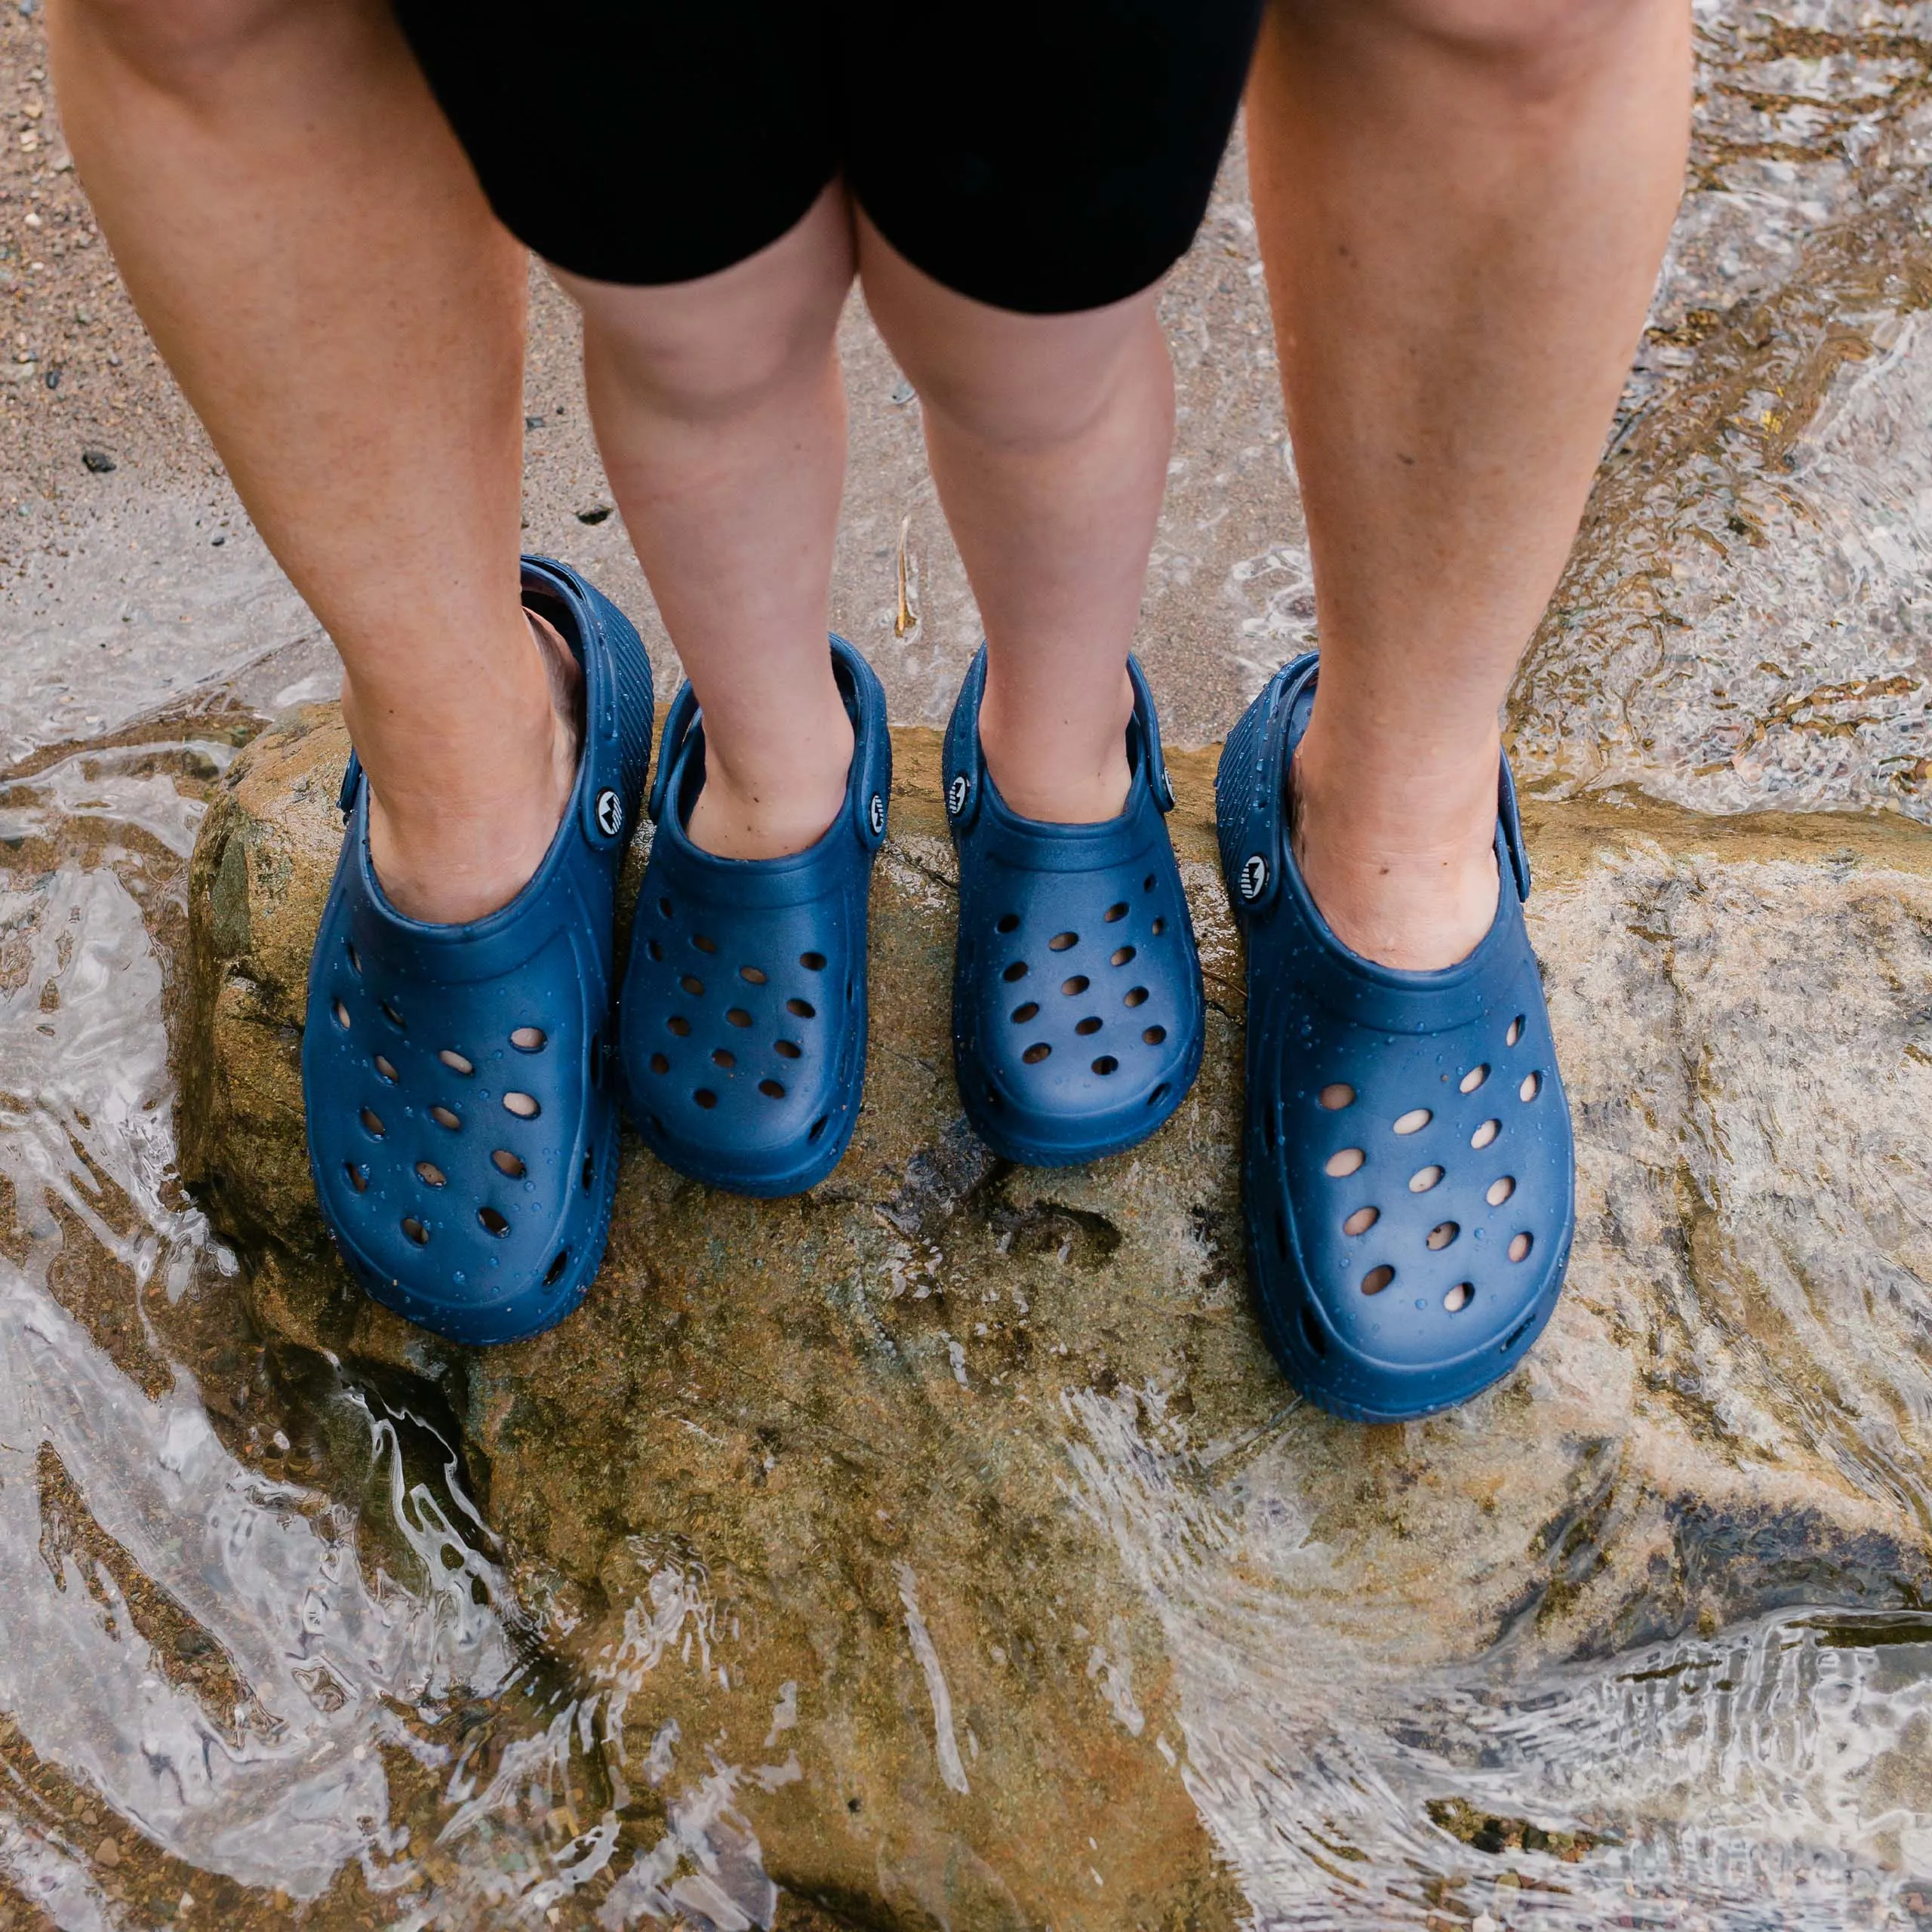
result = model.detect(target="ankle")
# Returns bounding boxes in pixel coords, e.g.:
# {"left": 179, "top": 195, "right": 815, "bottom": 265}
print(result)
{"left": 1290, "top": 740, "right": 1500, "bottom": 971}
{"left": 979, "top": 666, "right": 1134, "bottom": 825}
{"left": 350, "top": 611, "right": 582, "bottom": 924}
{"left": 684, "top": 709, "right": 855, "bottom": 861}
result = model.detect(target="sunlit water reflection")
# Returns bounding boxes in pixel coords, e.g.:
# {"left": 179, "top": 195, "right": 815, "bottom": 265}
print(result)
{"left": 0, "top": 737, "right": 641, "bottom": 1925}
{"left": 1068, "top": 1380, "right": 1932, "bottom": 1930}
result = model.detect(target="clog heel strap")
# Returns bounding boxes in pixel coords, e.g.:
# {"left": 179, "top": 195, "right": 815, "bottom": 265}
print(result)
{"left": 619, "top": 636, "right": 889, "bottom": 1198}
{"left": 1216, "top": 652, "right": 1574, "bottom": 1422}
{"left": 300, "top": 557, "right": 653, "bottom": 1346}
{"left": 945, "top": 647, "right": 1204, "bottom": 1168}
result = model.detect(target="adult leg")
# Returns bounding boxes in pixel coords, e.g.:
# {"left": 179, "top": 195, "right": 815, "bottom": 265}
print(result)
{"left": 1247, "top": 0, "right": 1690, "bottom": 967}
{"left": 856, "top": 217, "right": 1173, "bottom": 826}
{"left": 549, "top": 186, "right": 857, "bottom": 862}
{"left": 48, "top": 0, "right": 562, "bottom": 924}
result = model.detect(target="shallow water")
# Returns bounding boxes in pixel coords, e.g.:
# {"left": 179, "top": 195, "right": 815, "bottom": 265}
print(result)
{"left": 2, "top": 3, "right": 1932, "bottom": 1926}
{"left": 1069, "top": 1389, "right": 1932, "bottom": 1929}
{"left": 1512, "top": 0, "right": 1932, "bottom": 819}
{"left": 0, "top": 732, "right": 589, "bottom": 1924}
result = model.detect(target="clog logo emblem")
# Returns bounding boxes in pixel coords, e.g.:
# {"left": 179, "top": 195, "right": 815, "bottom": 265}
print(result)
{"left": 947, "top": 775, "right": 970, "bottom": 817}
{"left": 1240, "top": 854, "right": 1268, "bottom": 901}
{"left": 869, "top": 792, "right": 886, "bottom": 837}
{"left": 595, "top": 789, "right": 623, "bottom": 838}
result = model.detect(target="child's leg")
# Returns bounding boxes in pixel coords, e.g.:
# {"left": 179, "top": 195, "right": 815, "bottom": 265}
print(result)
{"left": 48, "top": 0, "right": 557, "bottom": 926}
{"left": 854, "top": 219, "right": 1174, "bottom": 826}
{"left": 1247, "top": 0, "right": 1690, "bottom": 969}
{"left": 855, "top": 218, "right": 1175, "bottom": 826}
{"left": 562, "top": 190, "right": 1168, "bottom": 851}
{"left": 550, "top": 186, "right": 856, "bottom": 862}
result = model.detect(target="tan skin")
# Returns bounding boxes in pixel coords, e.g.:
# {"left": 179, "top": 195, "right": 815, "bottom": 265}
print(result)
{"left": 47, "top": 0, "right": 571, "bottom": 924}
{"left": 47, "top": 0, "right": 1155, "bottom": 925}
{"left": 1249, "top": 0, "right": 1691, "bottom": 966}
{"left": 50, "top": 0, "right": 1686, "bottom": 973}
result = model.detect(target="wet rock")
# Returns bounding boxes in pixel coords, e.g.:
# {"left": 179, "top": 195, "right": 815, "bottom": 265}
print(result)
{"left": 181, "top": 709, "right": 1932, "bottom": 1925}
{"left": 1513, "top": 6, "right": 1932, "bottom": 821}
{"left": 1515, "top": 198, "right": 1932, "bottom": 822}
{"left": 1425, "top": 1797, "right": 1611, "bottom": 1863}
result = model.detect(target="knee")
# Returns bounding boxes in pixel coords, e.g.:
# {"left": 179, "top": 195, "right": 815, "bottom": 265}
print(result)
{"left": 57, "top": 0, "right": 316, "bottom": 90}
{"left": 910, "top": 357, "right": 1117, "bottom": 454}
{"left": 577, "top": 284, "right": 842, "bottom": 428}
{"left": 1287, "top": 0, "right": 1656, "bottom": 91}
{"left": 887, "top": 306, "right": 1170, "bottom": 457}
{"left": 559, "top": 185, "right": 853, "bottom": 426}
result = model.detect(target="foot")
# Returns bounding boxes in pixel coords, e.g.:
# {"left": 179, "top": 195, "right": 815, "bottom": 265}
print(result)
{"left": 358, "top": 610, "right": 583, "bottom": 924}
{"left": 1215, "top": 654, "right": 1574, "bottom": 1420}
{"left": 1289, "top": 740, "right": 1500, "bottom": 972}
{"left": 977, "top": 663, "right": 1134, "bottom": 825}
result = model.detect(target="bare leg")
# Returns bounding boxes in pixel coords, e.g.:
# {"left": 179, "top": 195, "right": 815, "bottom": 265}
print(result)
{"left": 857, "top": 217, "right": 1175, "bottom": 826}
{"left": 552, "top": 186, "right": 856, "bottom": 862}
{"left": 1248, "top": 0, "right": 1690, "bottom": 967}
{"left": 562, "top": 201, "right": 1172, "bottom": 850}
{"left": 48, "top": 0, "right": 569, "bottom": 924}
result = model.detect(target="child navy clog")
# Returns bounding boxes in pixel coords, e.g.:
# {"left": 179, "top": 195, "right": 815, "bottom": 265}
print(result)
{"left": 945, "top": 647, "right": 1204, "bottom": 1167}
{"left": 618, "top": 636, "right": 890, "bottom": 1197}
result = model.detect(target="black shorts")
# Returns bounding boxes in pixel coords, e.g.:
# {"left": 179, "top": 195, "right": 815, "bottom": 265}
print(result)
{"left": 392, "top": 1, "right": 1264, "bottom": 315}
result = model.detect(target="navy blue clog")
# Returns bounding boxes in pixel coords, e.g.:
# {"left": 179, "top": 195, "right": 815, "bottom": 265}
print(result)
{"left": 618, "top": 636, "right": 889, "bottom": 1197}
{"left": 303, "top": 558, "right": 654, "bottom": 1346}
{"left": 945, "top": 648, "right": 1204, "bottom": 1167}
{"left": 1216, "top": 654, "right": 1574, "bottom": 1422}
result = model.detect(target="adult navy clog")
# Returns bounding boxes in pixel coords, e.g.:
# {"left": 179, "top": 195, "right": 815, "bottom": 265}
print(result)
{"left": 1215, "top": 653, "right": 1574, "bottom": 1421}
{"left": 303, "top": 558, "right": 654, "bottom": 1346}
{"left": 945, "top": 647, "right": 1204, "bottom": 1166}
{"left": 618, "top": 636, "right": 889, "bottom": 1197}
